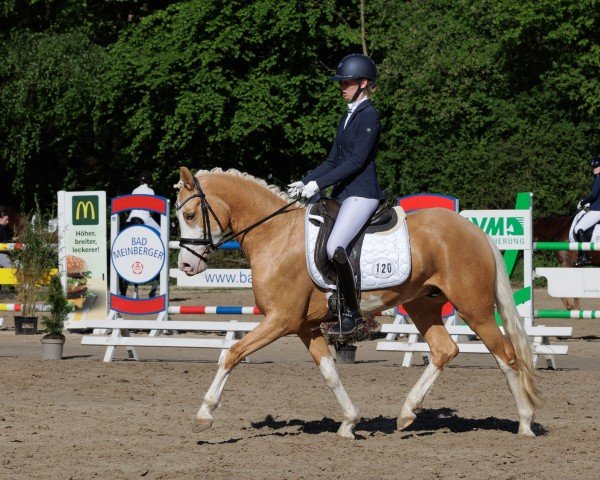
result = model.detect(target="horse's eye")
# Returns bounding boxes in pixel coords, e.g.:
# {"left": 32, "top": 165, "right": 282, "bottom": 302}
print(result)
{"left": 185, "top": 212, "right": 196, "bottom": 221}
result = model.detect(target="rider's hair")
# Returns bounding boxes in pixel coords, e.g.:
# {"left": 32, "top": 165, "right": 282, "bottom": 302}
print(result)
{"left": 139, "top": 170, "right": 151, "bottom": 184}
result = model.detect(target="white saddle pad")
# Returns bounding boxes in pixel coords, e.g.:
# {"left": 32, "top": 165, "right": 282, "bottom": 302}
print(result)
{"left": 305, "top": 206, "right": 411, "bottom": 291}
{"left": 569, "top": 211, "right": 600, "bottom": 242}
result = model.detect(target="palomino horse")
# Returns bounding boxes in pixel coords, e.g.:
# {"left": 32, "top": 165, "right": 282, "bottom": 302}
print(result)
{"left": 175, "top": 167, "right": 539, "bottom": 438}
{"left": 533, "top": 215, "right": 600, "bottom": 310}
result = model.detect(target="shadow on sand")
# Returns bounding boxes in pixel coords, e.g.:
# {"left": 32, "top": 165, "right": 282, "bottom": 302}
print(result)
{"left": 194, "top": 408, "right": 546, "bottom": 444}
{"left": 250, "top": 409, "right": 546, "bottom": 436}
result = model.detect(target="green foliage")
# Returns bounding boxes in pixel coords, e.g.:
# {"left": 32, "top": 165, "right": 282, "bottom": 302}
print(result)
{"left": 0, "top": 30, "right": 107, "bottom": 209}
{"left": 371, "top": 0, "right": 597, "bottom": 216}
{"left": 94, "top": 0, "right": 359, "bottom": 197}
{"left": 0, "top": 1, "right": 171, "bottom": 45}
{"left": 42, "top": 274, "right": 72, "bottom": 337}
{"left": 0, "top": 0, "right": 597, "bottom": 219}
{"left": 12, "top": 204, "right": 57, "bottom": 317}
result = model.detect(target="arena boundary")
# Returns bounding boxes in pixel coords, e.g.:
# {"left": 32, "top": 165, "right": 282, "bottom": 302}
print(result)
{"left": 16, "top": 191, "right": 586, "bottom": 366}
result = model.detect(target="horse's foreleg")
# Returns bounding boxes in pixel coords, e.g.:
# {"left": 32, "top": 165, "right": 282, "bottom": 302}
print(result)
{"left": 194, "top": 316, "right": 288, "bottom": 433}
{"left": 298, "top": 329, "right": 360, "bottom": 439}
{"left": 560, "top": 253, "right": 580, "bottom": 311}
{"left": 398, "top": 301, "right": 457, "bottom": 431}
{"left": 194, "top": 356, "right": 231, "bottom": 432}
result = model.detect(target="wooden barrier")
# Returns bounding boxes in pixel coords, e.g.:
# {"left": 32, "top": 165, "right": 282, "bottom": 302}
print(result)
{"left": 77, "top": 319, "right": 259, "bottom": 363}
{"left": 377, "top": 322, "right": 572, "bottom": 369}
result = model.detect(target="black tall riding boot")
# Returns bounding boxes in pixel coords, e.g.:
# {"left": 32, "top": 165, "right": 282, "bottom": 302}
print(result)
{"left": 574, "top": 229, "right": 591, "bottom": 267}
{"left": 328, "top": 247, "right": 363, "bottom": 335}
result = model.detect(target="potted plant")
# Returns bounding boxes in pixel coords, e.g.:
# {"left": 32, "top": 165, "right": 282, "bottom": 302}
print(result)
{"left": 322, "top": 314, "right": 380, "bottom": 364}
{"left": 41, "top": 274, "right": 72, "bottom": 360}
{"left": 12, "top": 205, "right": 56, "bottom": 334}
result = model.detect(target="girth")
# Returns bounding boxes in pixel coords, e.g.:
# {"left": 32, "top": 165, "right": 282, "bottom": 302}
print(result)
{"left": 308, "top": 198, "right": 398, "bottom": 283}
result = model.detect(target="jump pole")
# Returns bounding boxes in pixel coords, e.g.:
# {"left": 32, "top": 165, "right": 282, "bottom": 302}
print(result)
{"left": 535, "top": 310, "right": 600, "bottom": 319}
{"left": 534, "top": 242, "right": 598, "bottom": 251}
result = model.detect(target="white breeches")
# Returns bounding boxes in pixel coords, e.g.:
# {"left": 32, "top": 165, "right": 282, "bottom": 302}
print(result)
{"left": 327, "top": 196, "right": 380, "bottom": 259}
{"left": 574, "top": 210, "right": 600, "bottom": 233}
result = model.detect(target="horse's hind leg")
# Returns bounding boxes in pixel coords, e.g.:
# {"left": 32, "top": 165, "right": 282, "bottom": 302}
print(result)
{"left": 194, "top": 315, "right": 288, "bottom": 432}
{"left": 298, "top": 328, "right": 360, "bottom": 439}
{"left": 398, "top": 299, "right": 459, "bottom": 430}
{"left": 458, "top": 308, "right": 536, "bottom": 437}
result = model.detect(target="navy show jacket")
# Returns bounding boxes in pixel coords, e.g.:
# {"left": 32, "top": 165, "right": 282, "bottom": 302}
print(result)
{"left": 301, "top": 99, "right": 384, "bottom": 202}
{"left": 582, "top": 175, "right": 600, "bottom": 211}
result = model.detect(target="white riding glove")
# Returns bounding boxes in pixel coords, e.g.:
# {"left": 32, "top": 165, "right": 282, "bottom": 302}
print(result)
{"left": 577, "top": 201, "right": 589, "bottom": 210}
{"left": 301, "top": 181, "right": 320, "bottom": 198}
{"left": 287, "top": 181, "right": 304, "bottom": 197}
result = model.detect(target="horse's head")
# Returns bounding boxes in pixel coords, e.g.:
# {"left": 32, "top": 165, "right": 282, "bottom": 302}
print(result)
{"left": 175, "top": 167, "right": 231, "bottom": 275}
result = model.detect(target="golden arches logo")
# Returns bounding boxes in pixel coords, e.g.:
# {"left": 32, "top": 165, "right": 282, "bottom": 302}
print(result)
{"left": 72, "top": 195, "right": 99, "bottom": 225}
{"left": 75, "top": 201, "right": 96, "bottom": 220}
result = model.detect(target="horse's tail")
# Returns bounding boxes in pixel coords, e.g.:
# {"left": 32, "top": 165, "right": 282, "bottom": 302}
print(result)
{"left": 487, "top": 236, "right": 541, "bottom": 409}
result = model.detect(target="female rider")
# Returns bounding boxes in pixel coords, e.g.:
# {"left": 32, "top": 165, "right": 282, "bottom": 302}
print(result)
{"left": 288, "top": 53, "right": 385, "bottom": 334}
{"left": 573, "top": 156, "right": 600, "bottom": 267}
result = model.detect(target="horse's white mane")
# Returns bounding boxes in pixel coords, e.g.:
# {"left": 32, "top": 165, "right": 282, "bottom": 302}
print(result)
{"left": 174, "top": 167, "right": 294, "bottom": 202}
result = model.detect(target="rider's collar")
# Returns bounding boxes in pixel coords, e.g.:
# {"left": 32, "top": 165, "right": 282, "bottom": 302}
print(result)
{"left": 347, "top": 96, "right": 369, "bottom": 115}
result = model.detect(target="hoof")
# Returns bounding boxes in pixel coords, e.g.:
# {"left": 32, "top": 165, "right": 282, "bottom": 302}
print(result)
{"left": 337, "top": 424, "right": 356, "bottom": 439}
{"left": 397, "top": 413, "right": 416, "bottom": 431}
{"left": 518, "top": 427, "right": 536, "bottom": 438}
{"left": 193, "top": 417, "right": 214, "bottom": 433}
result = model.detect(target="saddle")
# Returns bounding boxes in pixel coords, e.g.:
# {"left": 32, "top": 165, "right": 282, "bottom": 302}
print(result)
{"left": 308, "top": 198, "right": 398, "bottom": 284}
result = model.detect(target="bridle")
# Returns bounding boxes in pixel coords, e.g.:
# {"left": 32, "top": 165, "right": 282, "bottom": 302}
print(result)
{"left": 175, "top": 175, "right": 300, "bottom": 262}
{"left": 176, "top": 176, "right": 224, "bottom": 262}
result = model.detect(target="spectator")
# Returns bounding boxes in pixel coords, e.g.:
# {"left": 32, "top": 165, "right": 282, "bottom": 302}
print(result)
{"left": 0, "top": 206, "right": 17, "bottom": 268}
{"left": 127, "top": 171, "right": 161, "bottom": 231}
{"left": 119, "top": 172, "right": 160, "bottom": 297}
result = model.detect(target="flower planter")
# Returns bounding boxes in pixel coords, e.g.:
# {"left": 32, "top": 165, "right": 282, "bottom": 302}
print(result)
{"left": 14, "top": 316, "right": 38, "bottom": 335}
{"left": 335, "top": 344, "right": 357, "bottom": 364}
{"left": 41, "top": 336, "right": 65, "bottom": 360}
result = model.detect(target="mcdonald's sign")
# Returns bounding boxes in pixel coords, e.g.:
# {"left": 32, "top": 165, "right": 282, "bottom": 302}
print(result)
{"left": 72, "top": 195, "right": 99, "bottom": 225}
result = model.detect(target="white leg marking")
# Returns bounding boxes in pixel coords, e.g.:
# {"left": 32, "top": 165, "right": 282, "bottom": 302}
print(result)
{"left": 398, "top": 362, "right": 441, "bottom": 430}
{"left": 494, "top": 355, "right": 535, "bottom": 437}
{"left": 318, "top": 356, "right": 360, "bottom": 438}
{"left": 195, "top": 357, "right": 231, "bottom": 432}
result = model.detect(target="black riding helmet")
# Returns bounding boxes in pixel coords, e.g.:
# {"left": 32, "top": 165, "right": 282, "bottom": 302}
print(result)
{"left": 591, "top": 156, "right": 600, "bottom": 169}
{"left": 330, "top": 53, "right": 377, "bottom": 102}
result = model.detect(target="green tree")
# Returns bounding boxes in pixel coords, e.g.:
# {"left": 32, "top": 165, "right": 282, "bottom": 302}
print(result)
{"left": 0, "top": 1, "right": 171, "bottom": 45}
{"left": 94, "top": 0, "right": 363, "bottom": 197}
{"left": 0, "top": 30, "right": 107, "bottom": 209}
{"left": 371, "top": 0, "right": 597, "bottom": 215}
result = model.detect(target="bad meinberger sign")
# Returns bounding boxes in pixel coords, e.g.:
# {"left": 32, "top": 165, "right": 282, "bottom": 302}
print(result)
{"left": 112, "top": 225, "right": 166, "bottom": 284}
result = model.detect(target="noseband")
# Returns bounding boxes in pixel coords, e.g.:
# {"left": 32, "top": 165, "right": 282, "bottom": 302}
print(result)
{"left": 176, "top": 175, "right": 300, "bottom": 263}
{"left": 176, "top": 176, "right": 225, "bottom": 262}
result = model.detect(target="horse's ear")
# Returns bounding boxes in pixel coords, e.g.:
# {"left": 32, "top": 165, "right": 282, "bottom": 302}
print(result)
{"left": 180, "top": 167, "right": 195, "bottom": 190}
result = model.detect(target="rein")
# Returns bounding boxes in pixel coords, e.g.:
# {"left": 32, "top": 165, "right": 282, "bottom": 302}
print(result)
{"left": 176, "top": 175, "right": 299, "bottom": 261}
